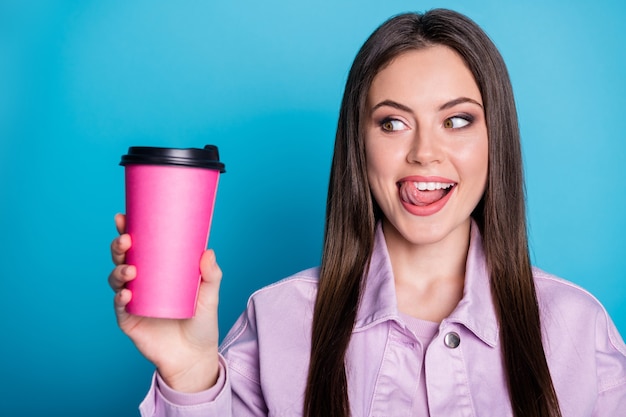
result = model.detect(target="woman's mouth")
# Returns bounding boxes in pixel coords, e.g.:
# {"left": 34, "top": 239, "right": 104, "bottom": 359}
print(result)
{"left": 399, "top": 181, "right": 456, "bottom": 207}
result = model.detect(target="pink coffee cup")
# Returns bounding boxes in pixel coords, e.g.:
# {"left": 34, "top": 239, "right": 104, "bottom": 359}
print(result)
{"left": 120, "top": 145, "right": 225, "bottom": 318}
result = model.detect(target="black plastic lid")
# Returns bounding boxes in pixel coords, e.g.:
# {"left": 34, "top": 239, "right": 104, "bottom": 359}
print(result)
{"left": 120, "top": 145, "right": 226, "bottom": 173}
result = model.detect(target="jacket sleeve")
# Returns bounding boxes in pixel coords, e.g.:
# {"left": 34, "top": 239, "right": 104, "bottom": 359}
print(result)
{"left": 592, "top": 310, "right": 626, "bottom": 416}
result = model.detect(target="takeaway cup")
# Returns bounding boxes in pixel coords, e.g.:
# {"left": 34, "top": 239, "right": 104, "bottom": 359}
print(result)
{"left": 119, "top": 145, "right": 226, "bottom": 318}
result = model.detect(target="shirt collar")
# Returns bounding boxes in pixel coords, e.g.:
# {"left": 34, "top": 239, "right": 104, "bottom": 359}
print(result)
{"left": 354, "top": 220, "right": 499, "bottom": 347}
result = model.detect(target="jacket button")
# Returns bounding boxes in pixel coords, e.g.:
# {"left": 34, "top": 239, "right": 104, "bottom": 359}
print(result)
{"left": 444, "top": 332, "right": 460, "bottom": 349}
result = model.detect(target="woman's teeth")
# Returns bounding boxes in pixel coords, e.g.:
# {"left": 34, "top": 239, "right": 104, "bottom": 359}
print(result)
{"left": 413, "top": 182, "right": 454, "bottom": 191}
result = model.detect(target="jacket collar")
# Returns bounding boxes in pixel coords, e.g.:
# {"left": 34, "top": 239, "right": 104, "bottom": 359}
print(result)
{"left": 354, "top": 220, "right": 499, "bottom": 347}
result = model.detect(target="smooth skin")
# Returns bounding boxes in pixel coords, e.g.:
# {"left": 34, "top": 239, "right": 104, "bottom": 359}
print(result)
{"left": 109, "top": 213, "right": 222, "bottom": 392}
{"left": 365, "top": 45, "right": 488, "bottom": 322}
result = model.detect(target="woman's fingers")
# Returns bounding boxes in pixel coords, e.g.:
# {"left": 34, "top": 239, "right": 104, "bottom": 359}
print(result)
{"left": 111, "top": 213, "right": 129, "bottom": 265}
{"left": 108, "top": 264, "right": 136, "bottom": 292}
{"left": 111, "top": 213, "right": 136, "bottom": 329}
{"left": 113, "top": 288, "right": 132, "bottom": 320}
{"left": 114, "top": 213, "right": 126, "bottom": 235}
{"left": 111, "top": 233, "right": 132, "bottom": 265}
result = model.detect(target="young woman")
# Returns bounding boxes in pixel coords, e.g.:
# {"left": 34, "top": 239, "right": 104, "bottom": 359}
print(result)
{"left": 109, "top": 8, "right": 626, "bottom": 417}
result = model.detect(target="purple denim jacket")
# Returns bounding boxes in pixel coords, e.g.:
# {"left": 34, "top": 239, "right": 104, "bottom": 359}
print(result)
{"left": 139, "top": 223, "right": 626, "bottom": 416}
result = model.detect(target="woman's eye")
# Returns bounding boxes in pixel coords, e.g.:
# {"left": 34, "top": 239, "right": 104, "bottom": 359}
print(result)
{"left": 380, "top": 118, "right": 407, "bottom": 132}
{"left": 444, "top": 116, "right": 471, "bottom": 129}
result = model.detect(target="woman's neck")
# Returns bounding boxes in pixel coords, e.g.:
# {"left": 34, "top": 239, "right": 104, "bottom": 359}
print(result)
{"left": 383, "top": 219, "right": 471, "bottom": 322}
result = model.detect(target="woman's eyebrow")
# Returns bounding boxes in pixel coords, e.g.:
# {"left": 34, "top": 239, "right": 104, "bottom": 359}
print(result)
{"left": 438, "top": 96, "right": 483, "bottom": 110}
{"left": 370, "top": 99, "right": 413, "bottom": 113}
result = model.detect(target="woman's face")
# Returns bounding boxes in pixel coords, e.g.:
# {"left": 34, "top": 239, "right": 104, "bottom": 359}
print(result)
{"left": 365, "top": 45, "right": 488, "bottom": 247}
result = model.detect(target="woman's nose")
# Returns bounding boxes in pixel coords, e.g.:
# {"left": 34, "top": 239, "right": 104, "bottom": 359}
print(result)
{"left": 406, "top": 128, "right": 443, "bottom": 165}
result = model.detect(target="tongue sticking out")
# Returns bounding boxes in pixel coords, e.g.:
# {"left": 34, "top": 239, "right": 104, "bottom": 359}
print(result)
{"left": 400, "top": 182, "right": 448, "bottom": 206}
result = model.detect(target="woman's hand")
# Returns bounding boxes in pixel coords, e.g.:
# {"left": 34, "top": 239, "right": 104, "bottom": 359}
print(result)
{"left": 108, "top": 213, "right": 222, "bottom": 393}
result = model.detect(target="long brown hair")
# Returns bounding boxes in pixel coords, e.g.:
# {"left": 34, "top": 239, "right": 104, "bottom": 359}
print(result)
{"left": 304, "top": 9, "right": 562, "bottom": 417}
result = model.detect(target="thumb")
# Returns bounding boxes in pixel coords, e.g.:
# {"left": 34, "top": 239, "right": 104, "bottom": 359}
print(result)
{"left": 196, "top": 249, "right": 222, "bottom": 314}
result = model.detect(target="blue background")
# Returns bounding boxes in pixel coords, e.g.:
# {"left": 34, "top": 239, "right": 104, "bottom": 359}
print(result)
{"left": 1, "top": 0, "right": 624, "bottom": 415}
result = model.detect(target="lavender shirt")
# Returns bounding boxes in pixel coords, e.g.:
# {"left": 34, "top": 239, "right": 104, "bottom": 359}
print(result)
{"left": 139, "top": 223, "right": 626, "bottom": 416}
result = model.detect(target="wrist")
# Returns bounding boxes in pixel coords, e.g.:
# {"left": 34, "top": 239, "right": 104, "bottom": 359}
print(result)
{"left": 158, "top": 351, "right": 219, "bottom": 393}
